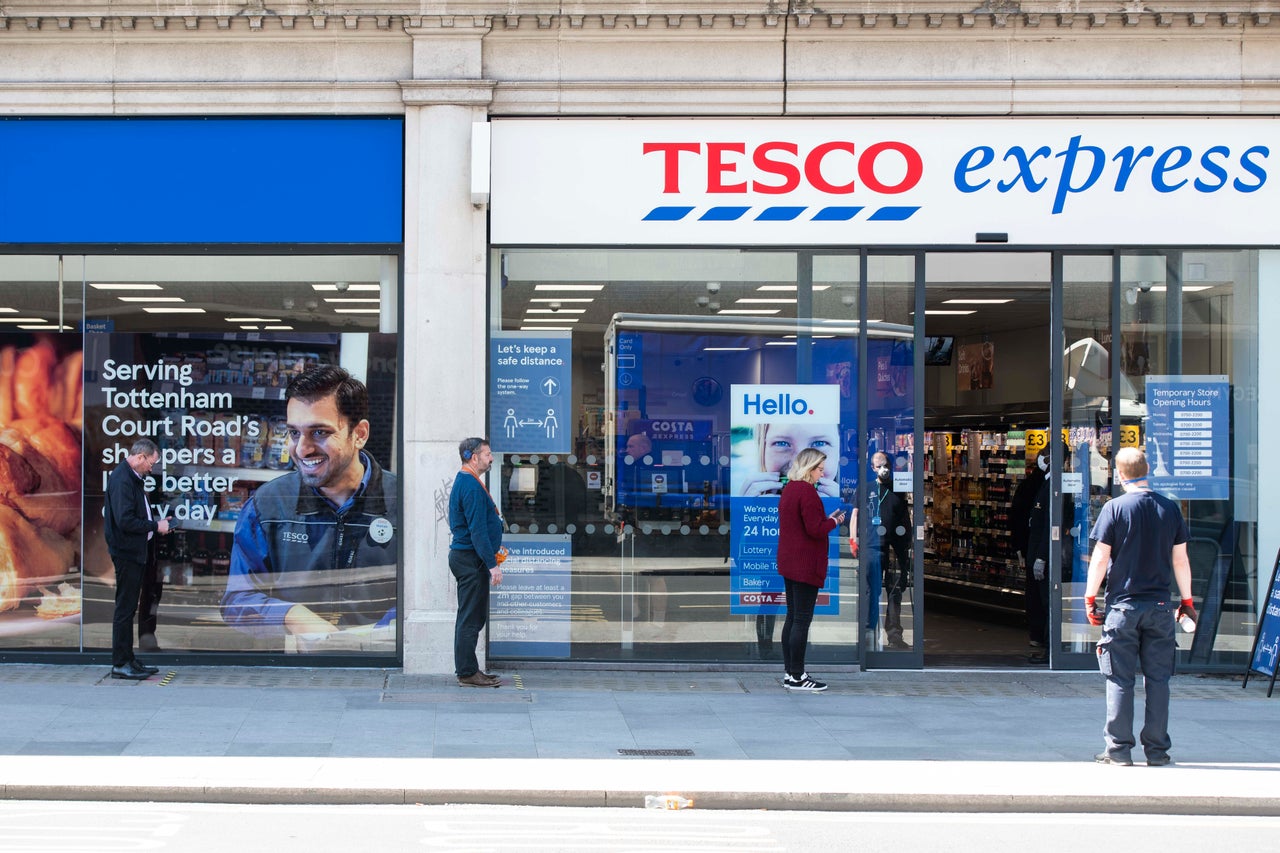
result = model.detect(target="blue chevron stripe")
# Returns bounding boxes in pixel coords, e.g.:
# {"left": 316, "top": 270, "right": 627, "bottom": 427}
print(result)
{"left": 643, "top": 206, "right": 695, "bottom": 221}
{"left": 812, "top": 207, "right": 864, "bottom": 221}
{"left": 755, "top": 206, "right": 807, "bottom": 221}
{"left": 699, "top": 206, "right": 751, "bottom": 221}
{"left": 867, "top": 206, "right": 921, "bottom": 221}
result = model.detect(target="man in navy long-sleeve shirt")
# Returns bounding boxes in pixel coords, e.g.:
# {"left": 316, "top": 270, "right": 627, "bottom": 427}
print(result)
{"left": 449, "top": 437, "right": 505, "bottom": 687}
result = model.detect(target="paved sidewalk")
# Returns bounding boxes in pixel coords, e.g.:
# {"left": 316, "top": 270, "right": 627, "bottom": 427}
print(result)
{"left": 2, "top": 664, "right": 1278, "bottom": 813}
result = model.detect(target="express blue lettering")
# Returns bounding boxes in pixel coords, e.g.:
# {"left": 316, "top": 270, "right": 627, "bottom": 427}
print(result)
{"left": 1194, "top": 146, "right": 1230, "bottom": 192}
{"left": 1151, "top": 146, "right": 1193, "bottom": 192}
{"left": 1051, "top": 135, "right": 1106, "bottom": 214}
{"left": 1235, "top": 145, "right": 1269, "bottom": 192}
{"left": 996, "top": 146, "right": 1052, "bottom": 192}
{"left": 954, "top": 146, "right": 995, "bottom": 192}
{"left": 1110, "top": 145, "right": 1155, "bottom": 191}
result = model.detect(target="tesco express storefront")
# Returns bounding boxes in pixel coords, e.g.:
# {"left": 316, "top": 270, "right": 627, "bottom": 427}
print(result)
{"left": 481, "top": 118, "right": 1276, "bottom": 672}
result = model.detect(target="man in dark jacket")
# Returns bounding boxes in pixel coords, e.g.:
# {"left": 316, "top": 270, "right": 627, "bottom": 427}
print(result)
{"left": 104, "top": 438, "right": 170, "bottom": 679}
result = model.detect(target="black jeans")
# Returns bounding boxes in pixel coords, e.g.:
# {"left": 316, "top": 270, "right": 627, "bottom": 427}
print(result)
{"left": 781, "top": 577, "right": 820, "bottom": 679}
{"left": 137, "top": 538, "right": 163, "bottom": 639}
{"left": 449, "top": 549, "right": 491, "bottom": 678}
{"left": 111, "top": 555, "right": 146, "bottom": 667}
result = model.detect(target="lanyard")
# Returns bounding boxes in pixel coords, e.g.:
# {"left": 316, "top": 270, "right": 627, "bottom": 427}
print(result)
{"left": 465, "top": 468, "right": 504, "bottom": 521}
{"left": 869, "top": 486, "right": 888, "bottom": 514}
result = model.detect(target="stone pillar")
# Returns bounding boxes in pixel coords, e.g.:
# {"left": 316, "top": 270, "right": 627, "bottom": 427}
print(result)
{"left": 399, "top": 19, "right": 495, "bottom": 674}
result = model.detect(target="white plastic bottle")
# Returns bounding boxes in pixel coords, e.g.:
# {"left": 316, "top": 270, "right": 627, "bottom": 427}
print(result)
{"left": 644, "top": 794, "right": 694, "bottom": 810}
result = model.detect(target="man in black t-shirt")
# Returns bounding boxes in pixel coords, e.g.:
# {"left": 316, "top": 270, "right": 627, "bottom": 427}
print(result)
{"left": 1084, "top": 447, "right": 1197, "bottom": 767}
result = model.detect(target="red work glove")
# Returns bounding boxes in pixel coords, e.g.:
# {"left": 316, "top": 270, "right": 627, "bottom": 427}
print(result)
{"left": 1085, "top": 596, "right": 1104, "bottom": 626}
{"left": 849, "top": 537, "right": 859, "bottom": 558}
{"left": 1178, "top": 598, "right": 1198, "bottom": 625}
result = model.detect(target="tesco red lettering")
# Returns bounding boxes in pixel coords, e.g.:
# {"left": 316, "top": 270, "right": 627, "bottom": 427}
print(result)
{"left": 642, "top": 140, "right": 924, "bottom": 195}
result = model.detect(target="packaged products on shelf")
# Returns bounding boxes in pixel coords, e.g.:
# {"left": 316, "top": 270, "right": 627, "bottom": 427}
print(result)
{"left": 239, "top": 415, "right": 270, "bottom": 468}
{"left": 265, "top": 416, "right": 292, "bottom": 470}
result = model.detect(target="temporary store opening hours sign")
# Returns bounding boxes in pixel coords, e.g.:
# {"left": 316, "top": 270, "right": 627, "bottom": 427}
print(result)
{"left": 1144, "top": 375, "right": 1229, "bottom": 500}
{"left": 729, "top": 383, "right": 842, "bottom": 615}
{"left": 491, "top": 332, "right": 571, "bottom": 454}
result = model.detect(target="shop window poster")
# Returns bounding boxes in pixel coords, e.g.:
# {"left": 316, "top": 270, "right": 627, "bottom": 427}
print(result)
{"left": 956, "top": 342, "right": 995, "bottom": 391}
{"left": 0, "top": 333, "right": 83, "bottom": 649}
{"left": 75, "top": 331, "right": 400, "bottom": 656}
{"left": 729, "top": 383, "right": 842, "bottom": 615}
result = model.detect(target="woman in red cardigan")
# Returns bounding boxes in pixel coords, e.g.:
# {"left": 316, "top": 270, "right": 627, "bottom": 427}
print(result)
{"left": 777, "top": 447, "right": 846, "bottom": 692}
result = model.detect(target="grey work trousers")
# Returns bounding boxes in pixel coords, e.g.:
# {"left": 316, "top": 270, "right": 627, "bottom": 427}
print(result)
{"left": 1096, "top": 599, "right": 1178, "bottom": 762}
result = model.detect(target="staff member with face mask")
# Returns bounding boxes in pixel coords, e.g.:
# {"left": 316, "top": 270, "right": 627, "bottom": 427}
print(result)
{"left": 852, "top": 451, "right": 913, "bottom": 651}
{"left": 1024, "top": 447, "right": 1074, "bottom": 661}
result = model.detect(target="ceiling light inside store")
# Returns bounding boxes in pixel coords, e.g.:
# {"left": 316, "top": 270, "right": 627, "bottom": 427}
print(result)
{"left": 534, "top": 284, "right": 605, "bottom": 292}
{"left": 521, "top": 326, "right": 573, "bottom": 331}
{"left": 784, "top": 334, "right": 836, "bottom": 339}
{"left": 765, "top": 341, "right": 797, "bottom": 346}
{"left": 736, "top": 298, "right": 797, "bottom": 304}
{"left": 718, "top": 309, "right": 780, "bottom": 315}
{"left": 240, "top": 325, "right": 260, "bottom": 330}
{"left": 118, "top": 297, "right": 185, "bottom": 302}
{"left": 943, "top": 299, "right": 1013, "bottom": 304}
{"left": 0, "top": 308, "right": 17, "bottom": 313}
{"left": 226, "top": 317, "right": 281, "bottom": 322}
{"left": 19, "top": 324, "right": 74, "bottom": 331}
{"left": 333, "top": 309, "right": 381, "bottom": 314}
{"left": 144, "top": 307, "right": 207, "bottom": 314}
{"left": 703, "top": 346, "right": 750, "bottom": 352}
{"left": 90, "top": 283, "right": 163, "bottom": 290}
{"left": 921, "top": 309, "right": 976, "bottom": 315}
{"left": 530, "top": 298, "right": 594, "bottom": 303}
{"left": 757, "top": 285, "right": 830, "bottom": 291}
{"left": 522, "top": 317, "right": 579, "bottom": 323}
{"left": 311, "top": 283, "right": 380, "bottom": 292}
{"left": 264, "top": 325, "right": 294, "bottom": 330}
{"left": 323, "top": 298, "right": 381, "bottom": 304}
{"left": 1147, "top": 285, "right": 1212, "bottom": 292}
{"left": 526, "top": 308, "right": 585, "bottom": 314}
{"left": 0, "top": 318, "right": 50, "bottom": 323}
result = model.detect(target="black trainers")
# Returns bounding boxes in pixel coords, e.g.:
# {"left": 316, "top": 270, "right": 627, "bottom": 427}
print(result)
{"left": 1146, "top": 754, "right": 1173, "bottom": 767}
{"left": 785, "top": 673, "right": 828, "bottom": 692}
{"left": 1094, "top": 752, "right": 1133, "bottom": 766}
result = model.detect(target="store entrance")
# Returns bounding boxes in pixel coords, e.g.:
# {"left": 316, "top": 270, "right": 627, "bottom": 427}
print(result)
{"left": 919, "top": 252, "right": 1053, "bottom": 667}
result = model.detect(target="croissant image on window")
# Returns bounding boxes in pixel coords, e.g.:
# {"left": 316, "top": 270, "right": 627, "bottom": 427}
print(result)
{"left": 0, "top": 338, "right": 83, "bottom": 615}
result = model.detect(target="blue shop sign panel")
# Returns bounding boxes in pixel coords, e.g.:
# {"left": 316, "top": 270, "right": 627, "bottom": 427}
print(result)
{"left": 1144, "top": 375, "right": 1230, "bottom": 501}
{"left": 490, "top": 332, "right": 572, "bottom": 454}
{"left": 0, "top": 117, "right": 402, "bottom": 244}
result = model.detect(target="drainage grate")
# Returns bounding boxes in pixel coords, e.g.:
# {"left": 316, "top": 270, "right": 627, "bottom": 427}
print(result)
{"left": 617, "top": 748, "right": 694, "bottom": 757}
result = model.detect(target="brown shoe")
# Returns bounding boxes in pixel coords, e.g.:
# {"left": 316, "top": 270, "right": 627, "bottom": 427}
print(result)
{"left": 478, "top": 671, "right": 502, "bottom": 685}
{"left": 458, "top": 672, "right": 500, "bottom": 688}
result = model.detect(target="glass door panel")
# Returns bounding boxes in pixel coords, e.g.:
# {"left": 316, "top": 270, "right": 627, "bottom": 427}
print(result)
{"left": 1057, "top": 254, "right": 1115, "bottom": 665}
{"left": 862, "top": 254, "right": 919, "bottom": 666}
{"left": 922, "top": 252, "right": 1051, "bottom": 667}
